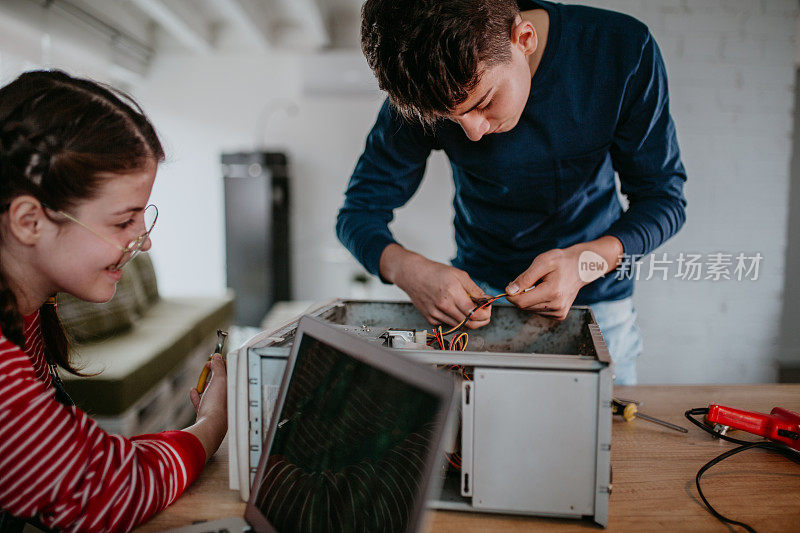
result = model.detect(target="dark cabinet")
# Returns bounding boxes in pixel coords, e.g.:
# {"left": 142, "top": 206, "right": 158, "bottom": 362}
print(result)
{"left": 222, "top": 152, "right": 291, "bottom": 326}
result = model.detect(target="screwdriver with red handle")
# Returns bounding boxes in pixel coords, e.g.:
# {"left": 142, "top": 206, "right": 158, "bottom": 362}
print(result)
{"left": 706, "top": 404, "right": 800, "bottom": 451}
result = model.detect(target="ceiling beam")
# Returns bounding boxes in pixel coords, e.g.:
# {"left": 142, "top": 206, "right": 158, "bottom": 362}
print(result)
{"left": 292, "top": 0, "right": 329, "bottom": 49}
{"left": 15, "top": 0, "right": 154, "bottom": 75}
{"left": 208, "top": 0, "right": 271, "bottom": 51}
{"left": 129, "top": 0, "right": 214, "bottom": 53}
{"left": 266, "top": 0, "right": 328, "bottom": 50}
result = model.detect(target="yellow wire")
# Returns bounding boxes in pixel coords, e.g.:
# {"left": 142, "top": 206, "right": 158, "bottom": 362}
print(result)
{"left": 451, "top": 332, "right": 468, "bottom": 351}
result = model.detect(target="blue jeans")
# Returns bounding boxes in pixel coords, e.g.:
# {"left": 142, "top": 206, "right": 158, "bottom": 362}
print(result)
{"left": 477, "top": 283, "right": 642, "bottom": 385}
{"left": 588, "top": 298, "right": 642, "bottom": 385}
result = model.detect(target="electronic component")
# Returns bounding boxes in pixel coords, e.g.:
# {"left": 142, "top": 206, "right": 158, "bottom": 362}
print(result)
{"left": 384, "top": 329, "right": 430, "bottom": 350}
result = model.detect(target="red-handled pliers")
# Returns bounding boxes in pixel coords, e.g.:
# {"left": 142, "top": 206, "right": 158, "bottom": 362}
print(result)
{"left": 706, "top": 404, "right": 800, "bottom": 451}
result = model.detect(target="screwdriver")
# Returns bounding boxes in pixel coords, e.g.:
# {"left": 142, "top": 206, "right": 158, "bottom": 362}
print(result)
{"left": 196, "top": 329, "right": 228, "bottom": 395}
{"left": 612, "top": 398, "right": 688, "bottom": 433}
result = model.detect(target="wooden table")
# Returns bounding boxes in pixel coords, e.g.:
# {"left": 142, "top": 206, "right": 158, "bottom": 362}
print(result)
{"left": 137, "top": 385, "right": 800, "bottom": 532}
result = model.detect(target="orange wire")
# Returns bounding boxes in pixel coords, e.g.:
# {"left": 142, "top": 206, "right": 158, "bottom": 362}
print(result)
{"left": 441, "top": 295, "right": 506, "bottom": 335}
{"left": 449, "top": 332, "right": 467, "bottom": 351}
{"left": 445, "top": 453, "right": 461, "bottom": 470}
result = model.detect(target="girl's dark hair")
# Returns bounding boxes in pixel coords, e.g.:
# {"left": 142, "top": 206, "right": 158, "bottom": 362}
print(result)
{"left": 361, "top": 0, "right": 519, "bottom": 126}
{"left": 0, "top": 70, "right": 165, "bottom": 374}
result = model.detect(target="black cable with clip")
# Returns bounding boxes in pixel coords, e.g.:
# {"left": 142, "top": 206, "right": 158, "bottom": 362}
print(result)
{"left": 684, "top": 408, "right": 800, "bottom": 533}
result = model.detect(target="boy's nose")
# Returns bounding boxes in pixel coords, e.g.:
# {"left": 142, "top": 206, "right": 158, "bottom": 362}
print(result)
{"left": 458, "top": 114, "right": 491, "bottom": 141}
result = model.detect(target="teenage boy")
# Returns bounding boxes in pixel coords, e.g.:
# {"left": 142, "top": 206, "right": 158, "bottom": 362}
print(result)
{"left": 337, "top": 0, "right": 687, "bottom": 384}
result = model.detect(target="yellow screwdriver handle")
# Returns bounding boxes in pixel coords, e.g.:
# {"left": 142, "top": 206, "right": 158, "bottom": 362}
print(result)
{"left": 196, "top": 360, "right": 212, "bottom": 394}
{"left": 197, "top": 330, "right": 228, "bottom": 395}
{"left": 612, "top": 398, "right": 638, "bottom": 422}
{"left": 622, "top": 403, "right": 637, "bottom": 422}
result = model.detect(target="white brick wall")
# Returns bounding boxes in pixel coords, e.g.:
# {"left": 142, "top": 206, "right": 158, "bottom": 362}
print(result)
{"left": 572, "top": 0, "right": 797, "bottom": 383}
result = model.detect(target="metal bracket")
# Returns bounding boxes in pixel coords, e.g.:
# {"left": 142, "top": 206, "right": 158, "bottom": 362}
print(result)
{"left": 461, "top": 380, "right": 474, "bottom": 497}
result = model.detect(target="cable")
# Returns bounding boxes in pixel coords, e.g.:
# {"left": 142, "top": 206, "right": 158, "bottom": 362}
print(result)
{"left": 441, "top": 282, "right": 543, "bottom": 335}
{"left": 696, "top": 442, "right": 768, "bottom": 533}
{"left": 449, "top": 332, "right": 468, "bottom": 351}
{"left": 441, "top": 294, "right": 506, "bottom": 335}
{"left": 445, "top": 453, "right": 461, "bottom": 470}
{"left": 685, "top": 408, "right": 755, "bottom": 445}
{"left": 436, "top": 326, "right": 445, "bottom": 350}
{"left": 448, "top": 335, "right": 457, "bottom": 351}
{"left": 684, "top": 408, "right": 800, "bottom": 532}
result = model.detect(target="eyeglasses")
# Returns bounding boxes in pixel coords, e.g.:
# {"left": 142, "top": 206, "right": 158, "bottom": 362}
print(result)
{"left": 53, "top": 204, "right": 158, "bottom": 271}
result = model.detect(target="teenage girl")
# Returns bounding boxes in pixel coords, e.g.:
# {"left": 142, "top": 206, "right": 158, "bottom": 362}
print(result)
{"left": 0, "top": 70, "right": 227, "bottom": 532}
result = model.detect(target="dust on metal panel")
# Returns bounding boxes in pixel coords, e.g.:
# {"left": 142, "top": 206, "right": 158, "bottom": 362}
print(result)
{"left": 252, "top": 299, "right": 599, "bottom": 357}
{"left": 332, "top": 300, "right": 596, "bottom": 356}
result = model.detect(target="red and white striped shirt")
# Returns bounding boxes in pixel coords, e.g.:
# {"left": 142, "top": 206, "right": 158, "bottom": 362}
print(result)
{"left": 0, "top": 311, "right": 206, "bottom": 532}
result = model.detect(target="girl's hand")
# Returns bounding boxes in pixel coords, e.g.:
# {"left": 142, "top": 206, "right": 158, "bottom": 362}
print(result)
{"left": 184, "top": 354, "right": 227, "bottom": 461}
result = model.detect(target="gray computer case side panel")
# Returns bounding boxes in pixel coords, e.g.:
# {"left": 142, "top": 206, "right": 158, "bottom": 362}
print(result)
{"left": 594, "top": 364, "right": 613, "bottom": 527}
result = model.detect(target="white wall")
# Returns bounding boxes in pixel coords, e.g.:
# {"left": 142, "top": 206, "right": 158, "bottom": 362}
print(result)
{"left": 595, "top": 0, "right": 796, "bottom": 383}
{"left": 0, "top": 0, "right": 796, "bottom": 384}
{"left": 134, "top": 51, "right": 457, "bottom": 303}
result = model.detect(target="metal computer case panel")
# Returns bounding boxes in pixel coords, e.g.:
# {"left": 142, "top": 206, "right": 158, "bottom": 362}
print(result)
{"left": 470, "top": 369, "right": 598, "bottom": 515}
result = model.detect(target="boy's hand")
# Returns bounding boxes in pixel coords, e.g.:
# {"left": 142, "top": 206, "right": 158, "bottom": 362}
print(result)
{"left": 185, "top": 354, "right": 227, "bottom": 461}
{"left": 504, "top": 248, "right": 585, "bottom": 321}
{"left": 505, "top": 237, "right": 623, "bottom": 321}
{"left": 380, "top": 244, "right": 491, "bottom": 328}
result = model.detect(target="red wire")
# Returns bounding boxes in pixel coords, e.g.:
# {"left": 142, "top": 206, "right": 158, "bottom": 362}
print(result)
{"left": 446, "top": 454, "right": 461, "bottom": 470}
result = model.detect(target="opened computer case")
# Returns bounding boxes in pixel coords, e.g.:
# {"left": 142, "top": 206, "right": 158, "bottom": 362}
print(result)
{"left": 227, "top": 299, "right": 613, "bottom": 527}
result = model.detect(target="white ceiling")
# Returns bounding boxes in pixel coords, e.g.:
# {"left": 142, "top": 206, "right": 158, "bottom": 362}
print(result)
{"left": 29, "top": 0, "right": 365, "bottom": 57}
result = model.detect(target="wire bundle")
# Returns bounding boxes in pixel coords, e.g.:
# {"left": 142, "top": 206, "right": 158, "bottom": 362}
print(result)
{"left": 441, "top": 294, "right": 508, "bottom": 335}
{"left": 426, "top": 290, "right": 512, "bottom": 349}
{"left": 449, "top": 332, "right": 468, "bottom": 351}
{"left": 427, "top": 326, "right": 470, "bottom": 352}
{"left": 445, "top": 452, "right": 462, "bottom": 470}
{"left": 427, "top": 326, "right": 446, "bottom": 350}
{"left": 427, "top": 326, "right": 471, "bottom": 381}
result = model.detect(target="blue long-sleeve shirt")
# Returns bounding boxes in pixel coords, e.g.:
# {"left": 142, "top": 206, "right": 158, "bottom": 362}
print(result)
{"left": 337, "top": 0, "right": 687, "bottom": 304}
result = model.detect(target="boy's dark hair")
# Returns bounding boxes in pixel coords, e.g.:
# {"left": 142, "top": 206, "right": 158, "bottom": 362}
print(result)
{"left": 361, "top": 0, "right": 520, "bottom": 125}
{"left": 0, "top": 70, "right": 165, "bottom": 375}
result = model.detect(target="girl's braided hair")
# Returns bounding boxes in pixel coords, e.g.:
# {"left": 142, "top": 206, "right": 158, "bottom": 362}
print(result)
{"left": 0, "top": 70, "right": 165, "bottom": 373}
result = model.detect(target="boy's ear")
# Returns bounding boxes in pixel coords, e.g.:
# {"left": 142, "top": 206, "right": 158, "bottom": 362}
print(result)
{"left": 511, "top": 16, "right": 538, "bottom": 56}
{"left": 6, "top": 196, "right": 48, "bottom": 246}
